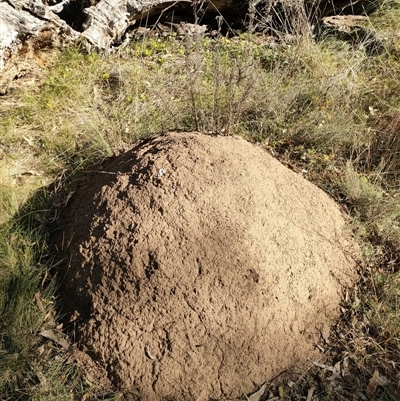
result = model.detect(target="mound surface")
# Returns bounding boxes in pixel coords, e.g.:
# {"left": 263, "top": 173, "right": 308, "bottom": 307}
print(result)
{"left": 58, "top": 132, "right": 359, "bottom": 401}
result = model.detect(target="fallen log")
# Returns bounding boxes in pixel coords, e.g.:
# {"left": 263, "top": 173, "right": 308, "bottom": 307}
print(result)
{"left": 0, "top": 0, "right": 78, "bottom": 92}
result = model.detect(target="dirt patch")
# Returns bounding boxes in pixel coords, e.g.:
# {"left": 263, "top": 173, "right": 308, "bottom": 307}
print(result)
{"left": 56, "top": 132, "right": 360, "bottom": 401}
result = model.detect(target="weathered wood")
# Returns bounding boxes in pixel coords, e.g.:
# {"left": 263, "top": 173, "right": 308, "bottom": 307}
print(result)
{"left": 81, "top": 0, "right": 193, "bottom": 49}
{"left": 78, "top": 0, "right": 372, "bottom": 49}
{"left": 0, "top": 0, "right": 78, "bottom": 92}
{"left": 1, "top": 0, "right": 43, "bottom": 70}
{"left": 81, "top": 0, "right": 309, "bottom": 49}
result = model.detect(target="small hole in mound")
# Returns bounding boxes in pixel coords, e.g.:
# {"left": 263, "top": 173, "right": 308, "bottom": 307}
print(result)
{"left": 145, "top": 253, "right": 160, "bottom": 279}
{"left": 196, "top": 257, "right": 203, "bottom": 275}
{"left": 245, "top": 268, "right": 260, "bottom": 283}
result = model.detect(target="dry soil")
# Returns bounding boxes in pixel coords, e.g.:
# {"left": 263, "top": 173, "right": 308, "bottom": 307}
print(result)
{"left": 57, "top": 132, "right": 360, "bottom": 401}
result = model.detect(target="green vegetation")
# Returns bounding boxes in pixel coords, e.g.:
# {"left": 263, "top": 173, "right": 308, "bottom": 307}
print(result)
{"left": 0, "top": 0, "right": 399, "bottom": 398}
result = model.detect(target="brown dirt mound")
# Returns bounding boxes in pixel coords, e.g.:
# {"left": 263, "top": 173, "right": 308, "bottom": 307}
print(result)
{"left": 57, "top": 132, "right": 360, "bottom": 401}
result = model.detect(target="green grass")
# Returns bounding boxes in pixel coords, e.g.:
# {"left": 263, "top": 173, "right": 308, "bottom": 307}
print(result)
{"left": 0, "top": 1, "right": 399, "bottom": 398}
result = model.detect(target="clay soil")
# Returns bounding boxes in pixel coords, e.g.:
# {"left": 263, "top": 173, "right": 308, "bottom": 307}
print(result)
{"left": 56, "top": 132, "right": 360, "bottom": 401}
